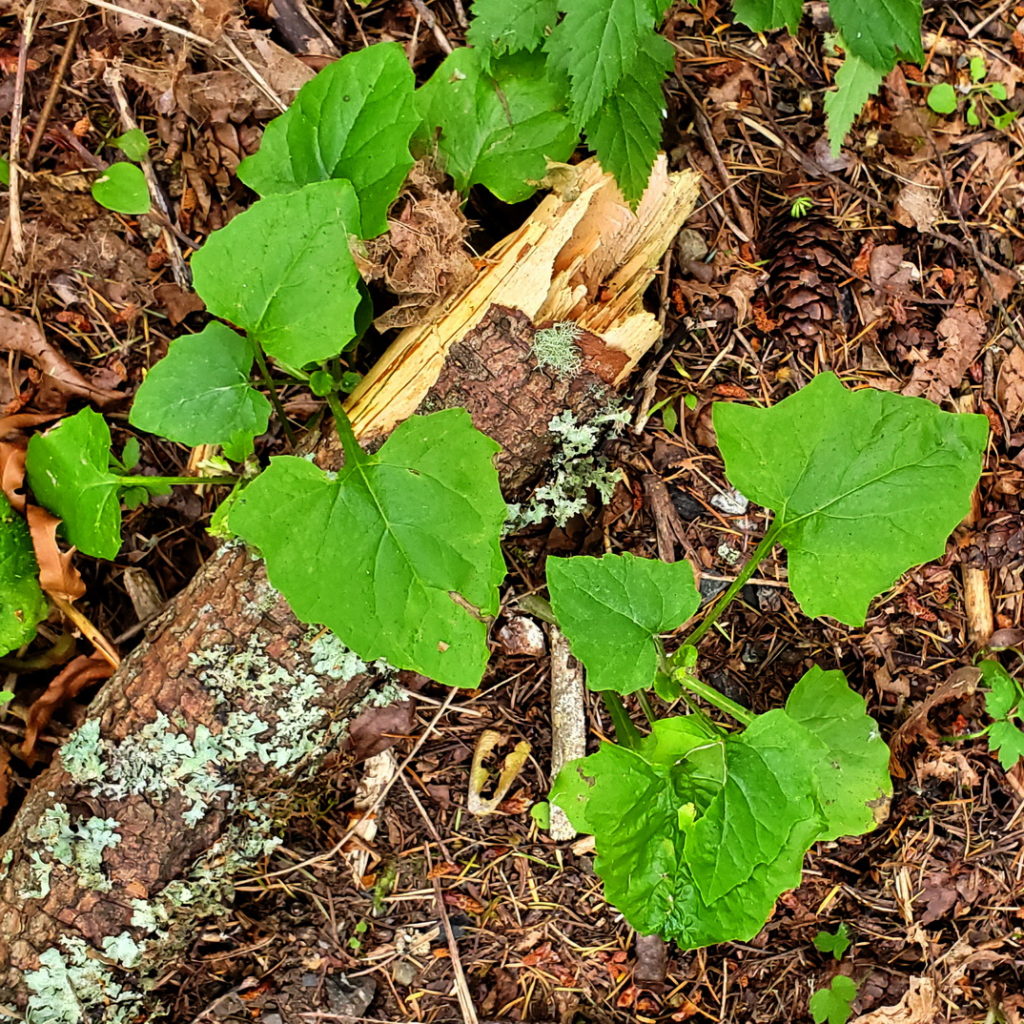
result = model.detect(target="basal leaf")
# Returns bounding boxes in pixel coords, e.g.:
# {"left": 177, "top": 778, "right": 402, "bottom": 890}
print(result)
{"left": 827, "top": 0, "right": 923, "bottom": 70}
{"left": 129, "top": 322, "right": 271, "bottom": 462}
{"left": 237, "top": 43, "right": 418, "bottom": 239}
{"left": 582, "top": 31, "right": 673, "bottom": 204}
{"left": 191, "top": 180, "right": 363, "bottom": 367}
{"left": 414, "top": 49, "right": 577, "bottom": 203}
{"left": 92, "top": 162, "right": 151, "bottom": 215}
{"left": 0, "top": 494, "right": 47, "bottom": 655}
{"left": 784, "top": 666, "right": 891, "bottom": 840}
{"left": 466, "top": 0, "right": 558, "bottom": 59}
{"left": 713, "top": 372, "right": 987, "bottom": 625}
{"left": 544, "top": 0, "right": 660, "bottom": 124}
{"left": 546, "top": 552, "right": 700, "bottom": 694}
{"left": 810, "top": 975, "right": 858, "bottom": 1024}
{"left": 228, "top": 409, "right": 507, "bottom": 688}
{"left": 824, "top": 54, "right": 885, "bottom": 155}
{"left": 732, "top": 0, "right": 803, "bottom": 32}
{"left": 25, "top": 409, "right": 125, "bottom": 560}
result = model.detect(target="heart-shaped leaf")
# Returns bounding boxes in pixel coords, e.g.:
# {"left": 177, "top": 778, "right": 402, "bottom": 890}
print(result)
{"left": 91, "top": 162, "right": 151, "bottom": 215}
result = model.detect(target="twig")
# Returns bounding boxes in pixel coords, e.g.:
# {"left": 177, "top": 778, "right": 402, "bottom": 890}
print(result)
{"left": 26, "top": 19, "right": 82, "bottom": 166}
{"left": 409, "top": 0, "right": 453, "bottom": 54}
{"left": 429, "top": 849, "right": 479, "bottom": 1024}
{"left": 968, "top": 0, "right": 1016, "bottom": 38}
{"left": 84, "top": 0, "right": 213, "bottom": 44}
{"left": 5, "top": 1, "right": 38, "bottom": 263}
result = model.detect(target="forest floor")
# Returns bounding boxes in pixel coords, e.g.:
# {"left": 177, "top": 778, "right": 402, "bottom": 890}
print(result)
{"left": 2, "top": 1, "right": 1024, "bottom": 1022}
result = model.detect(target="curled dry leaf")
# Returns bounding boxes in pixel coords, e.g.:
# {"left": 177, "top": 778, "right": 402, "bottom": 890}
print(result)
{"left": 890, "top": 666, "right": 980, "bottom": 765}
{"left": 893, "top": 167, "right": 941, "bottom": 233}
{"left": 467, "top": 728, "right": 532, "bottom": 816}
{"left": 25, "top": 505, "right": 86, "bottom": 603}
{"left": 903, "top": 304, "right": 987, "bottom": 403}
{"left": 851, "top": 977, "right": 937, "bottom": 1024}
{"left": 997, "top": 345, "right": 1024, "bottom": 426}
{"left": 19, "top": 654, "right": 113, "bottom": 759}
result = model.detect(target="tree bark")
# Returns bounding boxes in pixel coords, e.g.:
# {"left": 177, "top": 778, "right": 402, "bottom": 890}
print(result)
{"left": 0, "top": 158, "right": 699, "bottom": 1018}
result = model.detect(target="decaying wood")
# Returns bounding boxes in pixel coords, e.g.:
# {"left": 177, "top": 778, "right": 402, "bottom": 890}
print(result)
{"left": 0, "top": 158, "right": 699, "bottom": 1016}
{"left": 547, "top": 625, "right": 586, "bottom": 842}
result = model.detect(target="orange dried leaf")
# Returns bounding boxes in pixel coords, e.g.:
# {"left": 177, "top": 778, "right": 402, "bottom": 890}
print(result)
{"left": 26, "top": 504, "right": 86, "bottom": 603}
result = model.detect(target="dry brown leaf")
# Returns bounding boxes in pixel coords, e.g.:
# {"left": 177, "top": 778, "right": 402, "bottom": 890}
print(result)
{"left": 997, "top": 345, "right": 1024, "bottom": 425}
{"left": 890, "top": 666, "right": 980, "bottom": 762}
{"left": 26, "top": 505, "right": 86, "bottom": 603}
{"left": 343, "top": 698, "right": 415, "bottom": 763}
{"left": 893, "top": 168, "right": 942, "bottom": 233}
{"left": 721, "top": 269, "right": 766, "bottom": 326}
{"left": 20, "top": 655, "right": 112, "bottom": 759}
{"left": 903, "top": 304, "right": 986, "bottom": 402}
{"left": 869, "top": 245, "right": 915, "bottom": 294}
{"left": 851, "top": 977, "right": 937, "bottom": 1024}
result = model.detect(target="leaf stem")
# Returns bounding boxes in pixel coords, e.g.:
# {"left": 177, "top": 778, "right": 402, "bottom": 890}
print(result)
{"left": 681, "top": 517, "right": 783, "bottom": 648}
{"left": 672, "top": 670, "right": 754, "bottom": 726}
{"left": 325, "top": 390, "right": 365, "bottom": 467}
{"left": 127, "top": 475, "right": 238, "bottom": 486}
{"left": 602, "top": 692, "right": 642, "bottom": 750}
{"left": 251, "top": 341, "right": 298, "bottom": 449}
{"left": 635, "top": 690, "right": 657, "bottom": 726}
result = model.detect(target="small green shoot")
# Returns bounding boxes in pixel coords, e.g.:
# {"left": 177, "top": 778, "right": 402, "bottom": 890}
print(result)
{"left": 927, "top": 58, "right": 1016, "bottom": 131}
{"left": 790, "top": 195, "right": 814, "bottom": 217}
{"left": 810, "top": 975, "right": 858, "bottom": 1024}
{"left": 91, "top": 162, "right": 151, "bottom": 215}
{"left": 530, "top": 801, "right": 551, "bottom": 830}
{"left": 979, "top": 660, "right": 1024, "bottom": 770}
{"left": 112, "top": 129, "right": 150, "bottom": 162}
{"left": 814, "top": 923, "right": 852, "bottom": 959}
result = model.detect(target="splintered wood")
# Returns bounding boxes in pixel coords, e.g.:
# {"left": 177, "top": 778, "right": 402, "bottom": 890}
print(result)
{"left": 346, "top": 157, "right": 702, "bottom": 438}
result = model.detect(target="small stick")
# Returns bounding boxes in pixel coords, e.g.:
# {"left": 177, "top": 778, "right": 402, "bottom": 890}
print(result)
{"left": 548, "top": 624, "right": 586, "bottom": 841}
{"left": 26, "top": 19, "right": 82, "bottom": 166}
{"left": 409, "top": 0, "right": 453, "bottom": 54}
{"left": 5, "top": 0, "right": 38, "bottom": 263}
{"left": 429, "top": 852, "right": 479, "bottom": 1024}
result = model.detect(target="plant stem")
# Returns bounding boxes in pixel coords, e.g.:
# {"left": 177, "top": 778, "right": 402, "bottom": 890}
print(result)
{"left": 326, "top": 390, "right": 364, "bottom": 466}
{"left": 602, "top": 692, "right": 642, "bottom": 750}
{"left": 635, "top": 690, "right": 657, "bottom": 726}
{"left": 681, "top": 518, "right": 783, "bottom": 648}
{"left": 251, "top": 342, "right": 297, "bottom": 448}
{"left": 130, "top": 475, "right": 238, "bottom": 486}
{"left": 673, "top": 670, "right": 753, "bottom": 726}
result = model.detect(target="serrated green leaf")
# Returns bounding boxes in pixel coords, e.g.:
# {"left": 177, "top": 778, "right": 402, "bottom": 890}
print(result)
{"left": 732, "top": 0, "right": 803, "bottom": 33}
{"left": 0, "top": 494, "right": 47, "bottom": 655}
{"left": 414, "top": 49, "right": 577, "bottom": 203}
{"left": 785, "top": 666, "right": 892, "bottom": 839}
{"left": 228, "top": 409, "right": 507, "bottom": 688}
{"left": 988, "top": 720, "right": 1024, "bottom": 770}
{"left": 544, "top": 0, "right": 660, "bottom": 124}
{"left": 466, "top": 0, "right": 558, "bottom": 58}
{"left": 92, "top": 163, "right": 151, "bottom": 215}
{"left": 980, "top": 660, "right": 1021, "bottom": 720}
{"left": 582, "top": 31, "right": 673, "bottom": 204}
{"left": 814, "top": 923, "right": 852, "bottom": 959}
{"left": 25, "top": 409, "right": 124, "bottom": 560}
{"left": 825, "top": 55, "right": 884, "bottom": 155}
{"left": 236, "top": 43, "right": 417, "bottom": 238}
{"left": 129, "top": 322, "right": 271, "bottom": 463}
{"left": 828, "top": 0, "right": 923, "bottom": 70}
{"left": 927, "top": 82, "right": 958, "bottom": 114}
{"left": 112, "top": 129, "right": 150, "bottom": 161}
{"left": 546, "top": 552, "right": 700, "bottom": 694}
{"left": 191, "top": 180, "right": 363, "bottom": 367}
{"left": 713, "top": 372, "right": 987, "bottom": 626}
{"left": 810, "top": 975, "right": 858, "bottom": 1024}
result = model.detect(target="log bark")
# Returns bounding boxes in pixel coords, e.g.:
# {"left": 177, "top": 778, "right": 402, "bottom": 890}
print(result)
{"left": 0, "top": 158, "right": 699, "bottom": 1018}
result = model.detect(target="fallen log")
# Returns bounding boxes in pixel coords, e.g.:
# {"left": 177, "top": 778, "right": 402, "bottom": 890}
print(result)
{"left": 0, "top": 157, "right": 699, "bottom": 1019}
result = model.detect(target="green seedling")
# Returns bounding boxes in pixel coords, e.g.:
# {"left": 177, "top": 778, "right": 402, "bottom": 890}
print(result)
{"left": 112, "top": 129, "right": 150, "bottom": 162}
{"left": 810, "top": 975, "right": 859, "bottom": 1024}
{"left": 814, "top": 923, "right": 852, "bottom": 959}
{"left": 91, "top": 162, "right": 150, "bottom": 215}
{"left": 790, "top": 195, "right": 814, "bottom": 217}
{"left": 928, "top": 57, "right": 1016, "bottom": 130}
{"left": 978, "top": 660, "right": 1024, "bottom": 769}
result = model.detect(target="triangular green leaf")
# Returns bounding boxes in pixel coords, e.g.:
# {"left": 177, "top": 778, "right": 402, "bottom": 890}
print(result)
{"left": 112, "top": 129, "right": 150, "bottom": 162}
{"left": 810, "top": 975, "right": 858, "bottom": 1024}
{"left": 582, "top": 31, "right": 673, "bottom": 204}
{"left": 546, "top": 552, "right": 700, "bottom": 694}
{"left": 824, "top": 54, "right": 885, "bottom": 155}
{"left": 191, "top": 180, "right": 363, "bottom": 367}
{"left": 91, "top": 162, "right": 151, "bottom": 215}
{"left": 25, "top": 409, "right": 125, "bottom": 560}
{"left": 129, "top": 322, "right": 271, "bottom": 462}
{"left": 732, "top": 0, "right": 803, "bottom": 32}
{"left": 0, "top": 494, "right": 47, "bottom": 655}
{"left": 785, "top": 666, "right": 892, "bottom": 840}
{"left": 237, "top": 43, "right": 418, "bottom": 239}
{"left": 414, "top": 49, "right": 577, "bottom": 203}
{"left": 466, "top": 0, "right": 558, "bottom": 59}
{"left": 228, "top": 409, "right": 507, "bottom": 688}
{"left": 827, "top": 0, "right": 923, "bottom": 70}
{"left": 713, "top": 372, "right": 988, "bottom": 625}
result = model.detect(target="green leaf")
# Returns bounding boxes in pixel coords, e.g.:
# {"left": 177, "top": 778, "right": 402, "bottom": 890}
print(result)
{"left": 988, "top": 720, "right": 1024, "bottom": 771}
{"left": 810, "top": 975, "right": 858, "bottom": 1024}
{"left": 129, "top": 322, "right": 272, "bottom": 462}
{"left": 988, "top": 82, "right": 1008, "bottom": 102}
{"left": 828, "top": 0, "right": 923, "bottom": 70}
{"left": 466, "top": 0, "right": 558, "bottom": 58}
{"left": 785, "top": 666, "right": 892, "bottom": 840}
{"left": 112, "top": 128, "right": 150, "bottom": 161}
{"left": 970, "top": 55, "right": 987, "bottom": 82}
{"left": 0, "top": 158, "right": 10, "bottom": 187}
{"left": 980, "top": 660, "right": 1021, "bottom": 720}
{"left": 25, "top": 409, "right": 125, "bottom": 560}
{"left": 582, "top": 31, "right": 673, "bottom": 204}
{"left": 191, "top": 180, "right": 363, "bottom": 367}
{"left": 91, "top": 163, "right": 151, "bottom": 215}
{"left": 414, "top": 49, "right": 577, "bottom": 203}
{"left": 825, "top": 55, "right": 885, "bottom": 155}
{"left": 236, "top": 43, "right": 418, "bottom": 239}
{"left": 814, "top": 923, "right": 852, "bottom": 959}
{"left": 927, "top": 82, "right": 958, "bottom": 114}
{"left": 0, "top": 494, "right": 47, "bottom": 655}
{"left": 544, "top": 0, "right": 661, "bottom": 123}
{"left": 713, "top": 372, "right": 987, "bottom": 626}
{"left": 967, "top": 103, "right": 981, "bottom": 127}
{"left": 732, "top": 0, "right": 803, "bottom": 33}
{"left": 546, "top": 552, "right": 700, "bottom": 694}
{"left": 993, "top": 110, "right": 1018, "bottom": 130}
{"left": 228, "top": 409, "right": 507, "bottom": 688}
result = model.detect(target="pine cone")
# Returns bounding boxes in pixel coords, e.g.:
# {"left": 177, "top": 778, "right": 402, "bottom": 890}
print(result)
{"left": 766, "top": 216, "right": 847, "bottom": 344}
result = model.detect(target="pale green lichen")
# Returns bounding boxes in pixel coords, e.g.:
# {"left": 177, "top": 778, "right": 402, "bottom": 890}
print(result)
{"left": 27, "top": 804, "right": 120, "bottom": 892}
{"left": 19, "top": 852, "right": 52, "bottom": 900}
{"left": 308, "top": 629, "right": 394, "bottom": 682}
{"left": 533, "top": 321, "right": 583, "bottom": 377}
{"left": 506, "top": 407, "right": 628, "bottom": 531}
